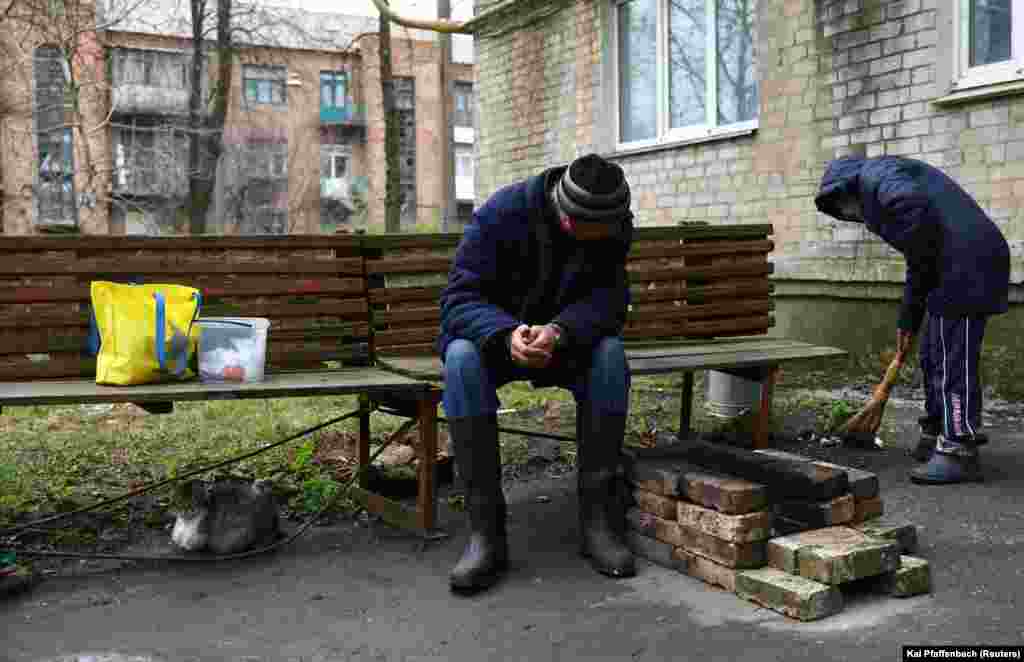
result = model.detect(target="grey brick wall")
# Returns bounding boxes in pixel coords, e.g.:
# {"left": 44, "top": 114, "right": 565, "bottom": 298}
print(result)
{"left": 474, "top": 0, "right": 1024, "bottom": 297}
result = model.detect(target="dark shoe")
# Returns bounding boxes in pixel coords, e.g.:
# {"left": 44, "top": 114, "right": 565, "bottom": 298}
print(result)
{"left": 448, "top": 415, "right": 509, "bottom": 593}
{"left": 577, "top": 410, "right": 635, "bottom": 579}
{"left": 912, "top": 417, "right": 941, "bottom": 462}
{"left": 910, "top": 436, "right": 983, "bottom": 484}
{"left": 912, "top": 433, "right": 937, "bottom": 462}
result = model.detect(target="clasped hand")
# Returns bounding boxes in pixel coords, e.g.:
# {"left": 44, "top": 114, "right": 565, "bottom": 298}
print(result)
{"left": 509, "top": 324, "right": 559, "bottom": 369}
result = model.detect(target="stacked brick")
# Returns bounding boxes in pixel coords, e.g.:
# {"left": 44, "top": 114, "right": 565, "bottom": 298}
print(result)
{"left": 623, "top": 447, "right": 931, "bottom": 621}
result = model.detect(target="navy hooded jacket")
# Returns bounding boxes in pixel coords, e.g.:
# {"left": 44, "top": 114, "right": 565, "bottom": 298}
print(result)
{"left": 815, "top": 156, "right": 1010, "bottom": 333}
{"left": 437, "top": 166, "right": 633, "bottom": 386}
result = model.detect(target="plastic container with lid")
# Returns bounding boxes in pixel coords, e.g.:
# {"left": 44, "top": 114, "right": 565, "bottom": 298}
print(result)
{"left": 196, "top": 317, "right": 270, "bottom": 383}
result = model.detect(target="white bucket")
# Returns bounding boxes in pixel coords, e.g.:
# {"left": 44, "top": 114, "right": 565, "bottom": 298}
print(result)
{"left": 197, "top": 317, "right": 270, "bottom": 383}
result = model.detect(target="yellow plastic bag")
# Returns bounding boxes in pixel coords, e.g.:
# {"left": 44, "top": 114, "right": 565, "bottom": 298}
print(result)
{"left": 90, "top": 281, "right": 202, "bottom": 385}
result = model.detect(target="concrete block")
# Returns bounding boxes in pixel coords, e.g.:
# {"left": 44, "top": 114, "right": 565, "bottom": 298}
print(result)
{"left": 775, "top": 494, "right": 856, "bottom": 527}
{"left": 626, "top": 458, "right": 682, "bottom": 497}
{"left": 624, "top": 451, "right": 768, "bottom": 513}
{"left": 673, "top": 548, "right": 739, "bottom": 592}
{"left": 772, "top": 515, "right": 812, "bottom": 537}
{"left": 735, "top": 567, "right": 844, "bottom": 621}
{"left": 626, "top": 507, "right": 684, "bottom": 547}
{"left": 754, "top": 450, "right": 879, "bottom": 499}
{"left": 634, "top": 488, "right": 678, "bottom": 520}
{"left": 853, "top": 495, "right": 884, "bottom": 522}
{"left": 677, "top": 500, "right": 772, "bottom": 543}
{"left": 626, "top": 530, "right": 686, "bottom": 572}
{"left": 769, "top": 526, "right": 901, "bottom": 585}
{"left": 767, "top": 531, "right": 804, "bottom": 574}
{"left": 676, "top": 523, "right": 767, "bottom": 569}
{"left": 871, "top": 555, "right": 931, "bottom": 597}
{"left": 850, "top": 517, "right": 918, "bottom": 553}
{"left": 647, "top": 440, "right": 850, "bottom": 501}
{"left": 683, "top": 472, "right": 769, "bottom": 515}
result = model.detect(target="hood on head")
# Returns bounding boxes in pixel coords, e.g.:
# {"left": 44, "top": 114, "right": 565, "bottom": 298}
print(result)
{"left": 815, "top": 156, "right": 866, "bottom": 222}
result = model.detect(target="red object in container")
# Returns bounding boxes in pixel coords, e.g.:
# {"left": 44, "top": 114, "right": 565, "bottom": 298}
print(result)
{"left": 223, "top": 365, "right": 246, "bottom": 381}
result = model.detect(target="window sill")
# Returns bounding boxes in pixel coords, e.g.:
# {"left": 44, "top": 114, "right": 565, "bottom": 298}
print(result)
{"left": 244, "top": 103, "right": 289, "bottom": 112}
{"left": 934, "top": 79, "right": 1024, "bottom": 107}
{"left": 609, "top": 125, "right": 757, "bottom": 159}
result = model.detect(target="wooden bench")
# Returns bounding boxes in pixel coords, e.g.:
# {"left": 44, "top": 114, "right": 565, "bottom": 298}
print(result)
{"left": 0, "top": 234, "right": 442, "bottom": 534}
{"left": 365, "top": 223, "right": 847, "bottom": 454}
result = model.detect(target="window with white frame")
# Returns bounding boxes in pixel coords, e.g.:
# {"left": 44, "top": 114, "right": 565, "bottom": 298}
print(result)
{"left": 243, "top": 65, "right": 287, "bottom": 107}
{"left": 320, "top": 71, "right": 348, "bottom": 110}
{"left": 615, "top": 0, "right": 758, "bottom": 148}
{"left": 328, "top": 153, "right": 348, "bottom": 179}
{"left": 454, "top": 143, "right": 474, "bottom": 201}
{"left": 954, "top": 0, "right": 1024, "bottom": 90}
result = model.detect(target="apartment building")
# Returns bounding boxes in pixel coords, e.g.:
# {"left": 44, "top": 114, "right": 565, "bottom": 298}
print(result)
{"left": 0, "top": 1, "right": 476, "bottom": 235}
{"left": 468, "top": 0, "right": 1024, "bottom": 362}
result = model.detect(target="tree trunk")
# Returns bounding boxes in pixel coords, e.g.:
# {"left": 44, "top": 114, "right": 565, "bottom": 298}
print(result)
{"left": 187, "top": 0, "right": 206, "bottom": 234}
{"left": 188, "top": 0, "right": 232, "bottom": 235}
{"left": 380, "top": 3, "right": 401, "bottom": 233}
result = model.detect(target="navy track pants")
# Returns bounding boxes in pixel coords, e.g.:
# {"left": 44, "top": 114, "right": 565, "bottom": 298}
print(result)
{"left": 919, "top": 313, "right": 988, "bottom": 442}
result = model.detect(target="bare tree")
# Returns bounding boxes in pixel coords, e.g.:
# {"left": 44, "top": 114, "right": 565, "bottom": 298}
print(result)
{"left": 379, "top": 0, "right": 400, "bottom": 233}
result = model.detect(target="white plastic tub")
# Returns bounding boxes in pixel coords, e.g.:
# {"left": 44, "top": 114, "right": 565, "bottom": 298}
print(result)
{"left": 197, "top": 317, "right": 270, "bottom": 383}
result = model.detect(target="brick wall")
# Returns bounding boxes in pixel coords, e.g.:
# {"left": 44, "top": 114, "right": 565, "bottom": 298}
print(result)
{"left": 0, "top": 11, "right": 111, "bottom": 235}
{"left": 2, "top": 15, "right": 471, "bottom": 235}
{"left": 359, "top": 35, "right": 475, "bottom": 232}
{"left": 473, "top": 0, "right": 1024, "bottom": 300}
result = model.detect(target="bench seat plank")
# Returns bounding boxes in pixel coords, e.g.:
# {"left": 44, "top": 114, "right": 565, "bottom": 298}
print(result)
{"left": 627, "top": 344, "right": 847, "bottom": 376}
{"left": 0, "top": 369, "right": 426, "bottom": 408}
{"left": 376, "top": 338, "right": 846, "bottom": 382}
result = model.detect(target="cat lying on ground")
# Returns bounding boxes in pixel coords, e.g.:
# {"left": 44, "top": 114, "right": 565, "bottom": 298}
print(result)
{"left": 171, "top": 478, "right": 280, "bottom": 555}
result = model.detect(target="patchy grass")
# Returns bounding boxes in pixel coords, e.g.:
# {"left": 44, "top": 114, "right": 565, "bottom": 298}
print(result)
{"left": 0, "top": 395, "right": 413, "bottom": 528}
{"left": 0, "top": 359, "right": 875, "bottom": 541}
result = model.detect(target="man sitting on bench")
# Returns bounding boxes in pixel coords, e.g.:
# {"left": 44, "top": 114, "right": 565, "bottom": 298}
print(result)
{"left": 439, "top": 153, "right": 636, "bottom": 593}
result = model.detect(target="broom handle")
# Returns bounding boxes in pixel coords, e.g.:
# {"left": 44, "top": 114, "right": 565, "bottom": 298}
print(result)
{"left": 873, "top": 351, "right": 907, "bottom": 399}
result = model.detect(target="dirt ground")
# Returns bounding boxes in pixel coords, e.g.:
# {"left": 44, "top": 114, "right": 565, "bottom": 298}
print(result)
{"left": 4, "top": 372, "right": 1024, "bottom": 662}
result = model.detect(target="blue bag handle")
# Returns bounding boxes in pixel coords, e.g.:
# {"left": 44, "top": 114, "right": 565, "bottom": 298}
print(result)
{"left": 154, "top": 291, "right": 202, "bottom": 377}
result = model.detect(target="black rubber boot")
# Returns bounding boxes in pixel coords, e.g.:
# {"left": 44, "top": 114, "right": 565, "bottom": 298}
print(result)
{"left": 577, "top": 409, "right": 636, "bottom": 578}
{"left": 448, "top": 415, "right": 509, "bottom": 593}
{"left": 910, "top": 436, "right": 983, "bottom": 484}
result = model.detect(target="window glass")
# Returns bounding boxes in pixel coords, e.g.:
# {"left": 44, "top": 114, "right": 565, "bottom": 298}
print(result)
{"left": 617, "top": 0, "right": 759, "bottom": 146}
{"left": 970, "top": 0, "right": 1012, "bottom": 66}
{"left": 716, "top": 0, "right": 758, "bottom": 124}
{"left": 618, "top": 0, "right": 658, "bottom": 142}
{"left": 669, "top": 0, "right": 707, "bottom": 129}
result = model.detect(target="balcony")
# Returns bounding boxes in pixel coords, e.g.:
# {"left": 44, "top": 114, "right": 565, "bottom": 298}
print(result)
{"left": 109, "top": 48, "right": 203, "bottom": 118}
{"left": 112, "top": 162, "right": 188, "bottom": 198}
{"left": 111, "top": 85, "right": 192, "bottom": 117}
{"left": 320, "top": 177, "right": 355, "bottom": 209}
{"left": 320, "top": 103, "right": 366, "bottom": 127}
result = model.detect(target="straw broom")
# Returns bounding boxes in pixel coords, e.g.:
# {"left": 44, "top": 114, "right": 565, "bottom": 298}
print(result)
{"left": 837, "top": 347, "right": 909, "bottom": 439}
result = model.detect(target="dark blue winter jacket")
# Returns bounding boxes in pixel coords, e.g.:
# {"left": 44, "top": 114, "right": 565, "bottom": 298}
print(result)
{"left": 437, "top": 166, "right": 633, "bottom": 386}
{"left": 815, "top": 156, "right": 1010, "bottom": 332}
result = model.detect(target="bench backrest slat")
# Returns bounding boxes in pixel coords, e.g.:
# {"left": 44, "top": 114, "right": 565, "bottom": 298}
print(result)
{"left": 0, "top": 235, "right": 369, "bottom": 381}
{"left": 363, "top": 234, "right": 460, "bottom": 358}
{"left": 363, "top": 224, "right": 775, "bottom": 356}
{"left": 625, "top": 224, "right": 775, "bottom": 341}
{"left": 0, "top": 225, "right": 776, "bottom": 380}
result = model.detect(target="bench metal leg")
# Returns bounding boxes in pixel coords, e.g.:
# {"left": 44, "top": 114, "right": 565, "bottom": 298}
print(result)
{"left": 752, "top": 366, "right": 779, "bottom": 450}
{"left": 415, "top": 389, "right": 442, "bottom": 532}
{"left": 678, "top": 371, "right": 695, "bottom": 440}
{"left": 358, "top": 394, "right": 372, "bottom": 489}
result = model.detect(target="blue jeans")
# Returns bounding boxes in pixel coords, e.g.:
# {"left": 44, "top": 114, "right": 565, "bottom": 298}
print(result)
{"left": 441, "top": 337, "right": 631, "bottom": 420}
